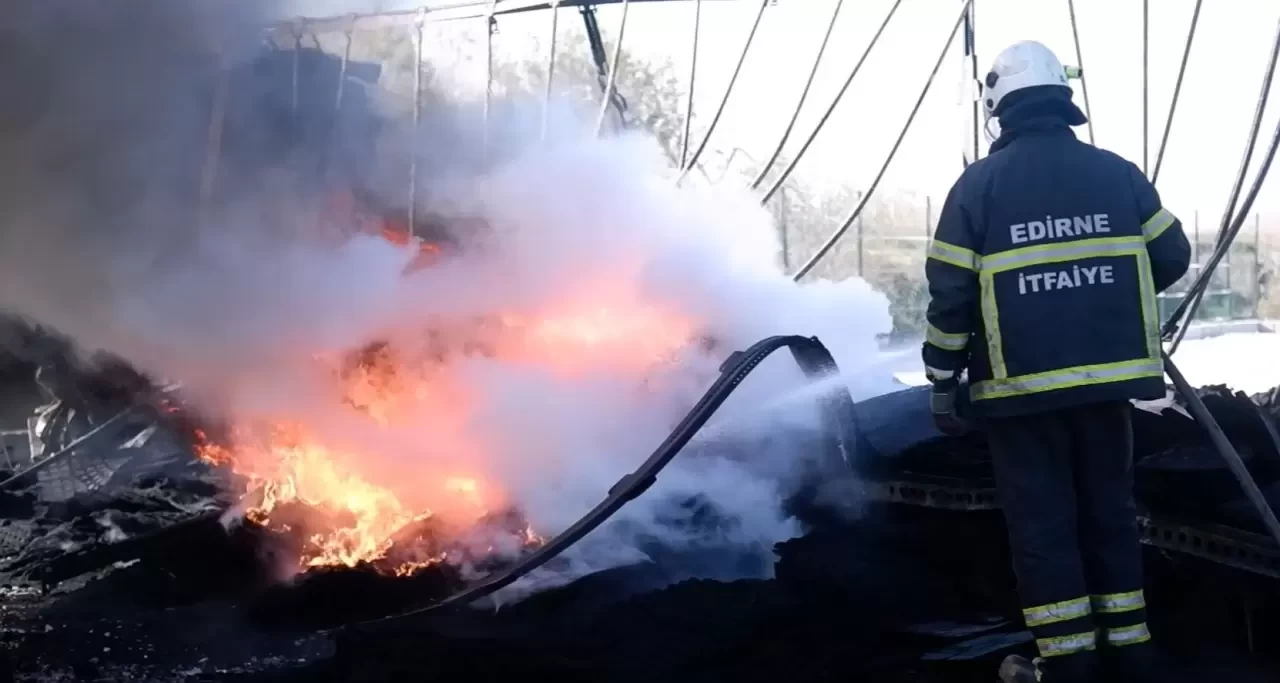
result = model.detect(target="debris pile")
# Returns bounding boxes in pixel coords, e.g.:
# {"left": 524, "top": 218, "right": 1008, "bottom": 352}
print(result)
{"left": 1, "top": 343, "right": 1279, "bottom": 681}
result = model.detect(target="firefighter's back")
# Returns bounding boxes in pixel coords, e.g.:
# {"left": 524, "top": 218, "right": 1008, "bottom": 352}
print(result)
{"left": 961, "top": 132, "right": 1167, "bottom": 418}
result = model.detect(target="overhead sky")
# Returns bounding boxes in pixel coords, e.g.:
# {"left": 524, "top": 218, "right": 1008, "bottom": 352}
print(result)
{"left": 269, "top": 0, "right": 1280, "bottom": 230}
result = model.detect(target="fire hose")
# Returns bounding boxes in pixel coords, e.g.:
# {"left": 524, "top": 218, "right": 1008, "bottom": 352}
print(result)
{"left": 1155, "top": 14, "right": 1280, "bottom": 550}
{"left": 332, "top": 334, "right": 859, "bottom": 631}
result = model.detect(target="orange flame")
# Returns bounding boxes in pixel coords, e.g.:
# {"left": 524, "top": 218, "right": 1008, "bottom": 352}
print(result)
{"left": 194, "top": 262, "right": 698, "bottom": 576}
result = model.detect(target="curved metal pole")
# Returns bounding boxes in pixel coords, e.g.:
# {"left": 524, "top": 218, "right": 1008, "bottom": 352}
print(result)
{"left": 680, "top": 0, "right": 701, "bottom": 169}
{"left": 759, "top": 0, "right": 904, "bottom": 205}
{"left": 199, "top": 48, "right": 230, "bottom": 217}
{"left": 791, "top": 1, "right": 970, "bottom": 281}
{"left": 1218, "top": 16, "right": 1280, "bottom": 247}
{"left": 1165, "top": 353, "right": 1280, "bottom": 549}
{"left": 748, "top": 0, "right": 845, "bottom": 190}
{"left": 483, "top": 1, "right": 497, "bottom": 158}
{"left": 541, "top": 0, "right": 561, "bottom": 141}
{"left": 409, "top": 8, "right": 426, "bottom": 238}
{"left": 1166, "top": 14, "right": 1280, "bottom": 353}
{"left": 1151, "top": 0, "right": 1202, "bottom": 185}
{"left": 962, "top": 0, "right": 979, "bottom": 167}
{"left": 1142, "top": 0, "right": 1149, "bottom": 174}
{"left": 674, "top": 0, "right": 769, "bottom": 185}
{"left": 290, "top": 20, "right": 304, "bottom": 123}
{"left": 1169, "top": 112, "right": 1280, "bottom": 354}
{"left": 1066, "top": 0, "right": 1095, "bottom": 144}
{"left": 335, "top": 15, "right": 355, "bottom": 112}
{"left": 593, "top": 0, "right": 632, "bottom": 137}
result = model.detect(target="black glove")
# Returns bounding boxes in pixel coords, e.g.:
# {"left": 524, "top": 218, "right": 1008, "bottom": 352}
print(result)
{"left": 929, "top": 377, "right": 966, "bottom": 437}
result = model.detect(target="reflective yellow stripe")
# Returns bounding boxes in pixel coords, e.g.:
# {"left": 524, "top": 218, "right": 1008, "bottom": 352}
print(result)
{"left": 980, "top": 236, "right": 1146, "bottom": 273}
{"left": 925, "top": 365, "right": 955, "bottom": 381}
{"left": 972, "top": 358, "right": 1164, "bottom": 400}
{"left": 980, "top": 271, "right": 1007, "bottom": 378}
{"left": 1135, "top": 253, "right": 1161, "bottom": 357}
{"left": 973, "top": 235, "right": 1163, "bottom": 395}
{"left": 977, "top": 238, "right": 1145, "bottom": 381}
{"left": 1103, "top": 623, "right": 1152, "bottom": 647}
{"left": 1142, "top": 208, "right": 1177, "bottom": 242}
{"left": 1036, "top": 630, "right": 1097, "bottom": 658}
{"left": 928, "top": 240, "right": 979, "bottom": 271}
{"left": 1022, "top": 597, "right": 1092, "bottom": 627}
{"left": 926, "top": 323, "right": 969, "bottom": 351}
{"left": 1091, "top": 590, "right": 1145, "bottom": 614}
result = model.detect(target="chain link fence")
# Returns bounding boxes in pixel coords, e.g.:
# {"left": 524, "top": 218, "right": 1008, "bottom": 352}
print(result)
{"left": 775, "top": 193, "right": 1275, "bottom": 342}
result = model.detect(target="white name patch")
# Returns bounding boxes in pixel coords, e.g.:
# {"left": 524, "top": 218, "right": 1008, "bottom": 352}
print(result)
{"left": 1010, "top": 213, "right": 1110, "bottom": 245}
{"left": 1018, "top": 265, "right": 1114, "bottom": 294}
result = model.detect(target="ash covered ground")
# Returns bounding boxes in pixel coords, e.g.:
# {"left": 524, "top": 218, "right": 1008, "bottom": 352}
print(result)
{"left": 1, "top": 353, "right": 1280, "bottom": 682}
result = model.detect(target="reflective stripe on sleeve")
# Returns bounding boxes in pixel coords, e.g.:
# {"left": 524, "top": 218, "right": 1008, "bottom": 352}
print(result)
{"left": 1036, "top": 630, "right": 1098, "bottom": 658}
{"left": 925, "top": 366, "right": 955, "bottom": 381}
{"left": 1022, "top": 597, "right": 1092, "bottom": 628}
{"left": 972, "top": 358, "right": 1164, "bottom": 401}
{"left": 1141, "top": 208, "right": 1177, "bottom": 242}
{"left": 1103, "top": 623, "right": 1152, "bottom": 647}
{"left": 928, "top": 240, "right": 979, "bottom": 271}
{"left": 926, "top": 323, "right": 969, "bottom": 351}
{"left": 1091, "top": 590, "right": 1145, "bottom": 614}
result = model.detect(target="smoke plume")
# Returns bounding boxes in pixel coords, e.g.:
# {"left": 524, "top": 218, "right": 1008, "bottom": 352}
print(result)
{"left": 0, "top": 1, "right": 898, "bottom": 598}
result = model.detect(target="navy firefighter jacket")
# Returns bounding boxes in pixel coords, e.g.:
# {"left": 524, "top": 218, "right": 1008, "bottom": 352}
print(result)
{"left": 922, "top": 126, "right": 1192, "bottom": 418}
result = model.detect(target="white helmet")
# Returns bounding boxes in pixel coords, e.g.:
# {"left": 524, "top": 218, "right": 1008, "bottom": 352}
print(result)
{"left": 981, "top": 41, "right": 1076, "bottom": 120}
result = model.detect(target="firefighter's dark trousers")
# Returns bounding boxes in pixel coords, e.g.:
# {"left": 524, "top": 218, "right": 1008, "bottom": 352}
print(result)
{"left": 984, "top": 401, "right": 1152, "bottom": 681}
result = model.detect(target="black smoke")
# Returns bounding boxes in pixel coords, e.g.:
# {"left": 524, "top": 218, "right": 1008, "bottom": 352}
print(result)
{"left": 0, "top": 1, "right": 393, "bottom": 392}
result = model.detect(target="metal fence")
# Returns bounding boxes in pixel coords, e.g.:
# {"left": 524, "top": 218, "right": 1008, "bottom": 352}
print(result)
{"left": 778, "top": 196, "right": 1275, "bottom": 339}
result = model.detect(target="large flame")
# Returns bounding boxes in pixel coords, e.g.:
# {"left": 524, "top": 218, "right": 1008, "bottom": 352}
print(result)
{"left": 194, "top": 236, "right": 698, "bottom": 575}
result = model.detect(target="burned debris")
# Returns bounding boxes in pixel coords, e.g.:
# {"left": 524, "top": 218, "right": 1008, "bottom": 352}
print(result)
{"left": 0, "top": 332, "right": 1279, "bottom": 681}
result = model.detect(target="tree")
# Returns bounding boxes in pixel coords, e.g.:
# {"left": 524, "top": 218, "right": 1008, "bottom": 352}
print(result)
{"left": 494, "top": 29, "right": 691, "bottom": 167}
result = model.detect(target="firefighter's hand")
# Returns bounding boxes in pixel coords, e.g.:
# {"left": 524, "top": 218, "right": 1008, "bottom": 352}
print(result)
{"left": 929, "top": 378, "right": 965, "bottom": 437}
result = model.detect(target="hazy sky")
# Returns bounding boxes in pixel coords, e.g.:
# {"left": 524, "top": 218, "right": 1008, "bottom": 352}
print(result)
{"left": 274, "top": 0, "right": 1280, "bottom": 229}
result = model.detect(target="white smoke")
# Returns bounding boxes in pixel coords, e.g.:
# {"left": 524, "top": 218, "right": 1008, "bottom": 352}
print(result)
{"left": 0, "top": 1, "right": 899, "bottom": 601}
{"left": 358, "top": 129, "right": 897, "bottom": 597}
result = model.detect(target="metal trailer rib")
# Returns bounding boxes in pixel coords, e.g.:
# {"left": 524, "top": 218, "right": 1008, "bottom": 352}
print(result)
{"left": 1066, "top": 0, "right": 1095, "bottom": 144}
{"left": 759, "top": 0, "right": 904, "bottom": 206}
{"left": 790, "top": 0, "right": 970, "bottom": 281}
{"left": 593, "top": 0, "right": 632, "bottom": 137}
{"left": 674, "top": 0, "right": 769, "bottom": 185}
{"left": 748, "top": 0, "right": 846, "bottom": 191}
{"left": 1167, "top": 14, "right": 1280, "bottom": 353}
{"left": 1150, "top": 0, "right": 1203, "bottom": 185}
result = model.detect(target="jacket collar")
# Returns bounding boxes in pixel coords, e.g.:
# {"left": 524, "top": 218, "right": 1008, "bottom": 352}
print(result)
{"left": 988, "top": 115, "right": 1077, "bottom": 154}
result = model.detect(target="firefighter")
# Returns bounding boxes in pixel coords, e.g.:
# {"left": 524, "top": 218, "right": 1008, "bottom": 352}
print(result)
{"left": 921, "top": 41, "right": 1191, "bottom": 683}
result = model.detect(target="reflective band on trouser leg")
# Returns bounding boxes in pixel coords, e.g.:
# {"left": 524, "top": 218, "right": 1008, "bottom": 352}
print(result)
{"left": 1022, "top": 597, "right": 1097, "bottom": 659}
{"left": 1091, "top": 590, "right": 1145, "bottom": 614}
{"left": 927, "top": 239, "right": 979, "bottom": 271}
{"left": 1023, "top": 597, "right": 1091, "bottom": 627}
{"left": 1036, "top": 630, "right": 1098, "bottom": 658}
{"left": 1141, "top": 208, "right": 1177, "bottom": 242}
{"left": 1103, "top": 623, "right": 1152, "bottom": 647}
{"left": 972, "top": 358, "right": 1165, "bottom": 400}
{"left": 1093, "top": 591, "right": 1151, "bottom": 648}
{"left": 926, "top": 323, "right": 969, "bottom": 352}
